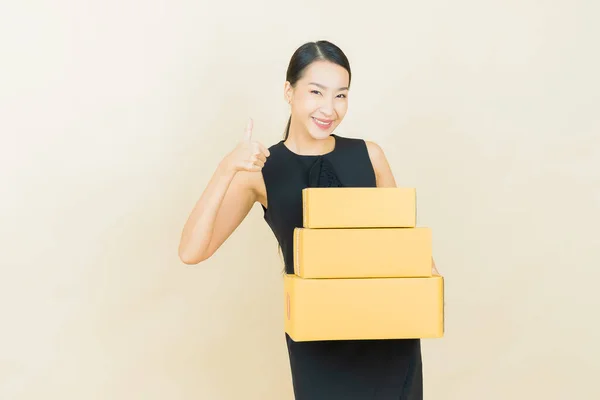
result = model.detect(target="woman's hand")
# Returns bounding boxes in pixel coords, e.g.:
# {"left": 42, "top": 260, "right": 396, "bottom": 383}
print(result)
{"left": 224, "top": 118, "right": 270, "bottom": 173}
{"left": 431, "top": 257, "right": 440, "bottom": 275}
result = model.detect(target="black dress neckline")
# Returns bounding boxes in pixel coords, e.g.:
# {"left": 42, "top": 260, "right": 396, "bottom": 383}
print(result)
{"left": 280, "top": 134, "right": 338, "bottom": 157}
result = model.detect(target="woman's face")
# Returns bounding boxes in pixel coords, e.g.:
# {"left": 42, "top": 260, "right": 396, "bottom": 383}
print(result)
{"left": 285, "top": 60, "right": 350, "bottom": 140}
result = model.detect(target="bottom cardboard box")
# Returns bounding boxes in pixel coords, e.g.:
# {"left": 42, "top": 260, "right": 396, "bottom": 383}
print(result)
{"left": 284, "top": 274, "right": 444, "bottom": 342}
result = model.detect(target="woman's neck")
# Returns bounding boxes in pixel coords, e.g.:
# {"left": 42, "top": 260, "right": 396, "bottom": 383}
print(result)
{"left": 284, "top": 124, "right": 335, "bottom": 156}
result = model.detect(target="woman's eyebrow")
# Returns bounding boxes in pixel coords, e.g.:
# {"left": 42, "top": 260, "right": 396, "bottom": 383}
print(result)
{"left": 309, "top": 82, "right": 349, "bottom": 91}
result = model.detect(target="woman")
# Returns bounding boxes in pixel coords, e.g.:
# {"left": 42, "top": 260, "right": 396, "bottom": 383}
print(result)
{"left": 179, "top": 40, "right": 437, "bottom": 400}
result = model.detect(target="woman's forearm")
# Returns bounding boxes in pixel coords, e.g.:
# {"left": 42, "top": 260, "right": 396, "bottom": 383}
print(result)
{"left": 178, "top": 159, "right": 237, "bottom": 264}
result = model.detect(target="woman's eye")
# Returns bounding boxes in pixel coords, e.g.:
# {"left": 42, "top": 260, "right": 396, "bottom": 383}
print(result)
{"left": 311, "top": 90, "right": 321, "bottom": 95}
{"left": 337, "top": 94, "right": 347, "bottom": 98}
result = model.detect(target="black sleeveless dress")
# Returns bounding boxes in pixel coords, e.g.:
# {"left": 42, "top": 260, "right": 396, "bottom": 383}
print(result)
{"left": 261, "top": 134, "right": 424, "bottom": 400}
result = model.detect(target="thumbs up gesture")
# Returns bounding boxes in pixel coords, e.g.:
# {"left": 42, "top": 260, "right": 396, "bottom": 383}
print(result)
{"left": 225, "top": 118, "right": 271, "bottom": 173}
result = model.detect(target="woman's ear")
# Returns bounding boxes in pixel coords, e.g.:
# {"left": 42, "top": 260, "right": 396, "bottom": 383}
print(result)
{"left": 283, "top": 81, "right": 293, "bottom": 104}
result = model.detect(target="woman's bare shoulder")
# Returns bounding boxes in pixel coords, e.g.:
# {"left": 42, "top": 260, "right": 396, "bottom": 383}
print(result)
{"left": 364, "top": 140, "right": 397, "bottom": 187}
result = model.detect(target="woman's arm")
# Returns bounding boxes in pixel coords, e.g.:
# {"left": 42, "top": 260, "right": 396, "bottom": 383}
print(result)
{"left": 178, "top": 119, "right": 269, "bottom": 265}
{"left": 178, "top": 164, "right": 256, "bottom": 265}
{"left": 365, "top": 141, "right": 440, "bottom": 274}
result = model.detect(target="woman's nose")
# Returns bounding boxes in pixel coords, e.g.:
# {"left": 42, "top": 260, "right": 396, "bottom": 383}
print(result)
{"left": 319, "top": 98, "right": 335, "bottom": 116}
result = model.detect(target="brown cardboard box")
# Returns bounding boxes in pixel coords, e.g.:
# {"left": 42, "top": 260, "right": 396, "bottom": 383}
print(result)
{"left": 302, "top": 187, "right": 416, "bottom": 228}
{"left": 293, "top": 227, "right": 432, "bottom": 278}
{"left": 284, "top": 273, "right": 444, "bottom": 342}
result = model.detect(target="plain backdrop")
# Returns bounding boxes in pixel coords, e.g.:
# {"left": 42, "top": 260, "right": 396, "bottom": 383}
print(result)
{"left": 1, "top": 0, "right": 599, "bottom": 399}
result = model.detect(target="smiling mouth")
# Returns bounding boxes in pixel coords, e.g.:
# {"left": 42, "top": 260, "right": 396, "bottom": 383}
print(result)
{"left": 312, "top": 117, "right": 333, "bottom": 128}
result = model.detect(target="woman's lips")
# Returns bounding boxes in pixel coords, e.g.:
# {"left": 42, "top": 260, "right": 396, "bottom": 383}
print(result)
{"left": 312, "top": 117, "right": 333, "bottom": 130}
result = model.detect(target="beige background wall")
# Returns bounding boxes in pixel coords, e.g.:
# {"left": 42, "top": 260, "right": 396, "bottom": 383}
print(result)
{"left": 1, "top": 0, "right": 599, "bottom": 399}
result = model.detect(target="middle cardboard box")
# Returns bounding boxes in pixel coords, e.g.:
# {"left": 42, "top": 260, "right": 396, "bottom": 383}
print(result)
{"left": 293, "top": 226, "right": 432, "bottom": 278}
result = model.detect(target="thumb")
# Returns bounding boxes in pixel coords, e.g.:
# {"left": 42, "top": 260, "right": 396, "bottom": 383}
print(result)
{"left": 243, "top": 118, "right": 253, "bottom": 142}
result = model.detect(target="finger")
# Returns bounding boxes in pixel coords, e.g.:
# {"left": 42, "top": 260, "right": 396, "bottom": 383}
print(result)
{"left": 246, "top": 161, "right": 262, "bottom": 172}
{"left": 250, "top": 155, "right": 266, "bottom": 168}
{"left": 243, "top": 118, "right": 253, "bottom": 142}
{"left": 254, "top": 152, "right": 267, "bottom": 163}
{"left": 250, "top": 142, "right": 268, "bottom": 160}
{"left": 256, "top": 141, "right": 270, "bottom": 157}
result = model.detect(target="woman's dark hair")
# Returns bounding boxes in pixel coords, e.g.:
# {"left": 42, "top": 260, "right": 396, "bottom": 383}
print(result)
{"left": 283, "top": 40, "right": 352, "bottom": 140}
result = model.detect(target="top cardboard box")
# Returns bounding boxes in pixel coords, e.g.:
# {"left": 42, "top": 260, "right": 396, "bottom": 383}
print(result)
{"left": 302, "top": 187, "right": 416, "bottom": 228}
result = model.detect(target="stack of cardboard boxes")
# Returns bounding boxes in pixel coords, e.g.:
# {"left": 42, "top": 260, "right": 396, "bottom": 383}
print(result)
{"left": 284, "top": 187, "right": 444, "bottom": 342}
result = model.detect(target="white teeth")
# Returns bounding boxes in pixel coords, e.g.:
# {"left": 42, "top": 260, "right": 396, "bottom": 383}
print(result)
{"left": 313, "top": 118, "right": 331, "bottom": 126}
